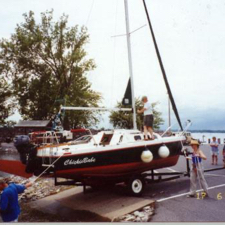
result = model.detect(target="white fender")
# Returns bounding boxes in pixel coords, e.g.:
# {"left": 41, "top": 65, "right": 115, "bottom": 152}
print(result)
{"left": 158, "top": 146, "right": 170, "bottom": 158}
{"left": 141, "top": 150, "right": 153, "bottom": 163}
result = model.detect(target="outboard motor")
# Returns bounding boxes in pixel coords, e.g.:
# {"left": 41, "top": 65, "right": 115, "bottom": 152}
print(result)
{"left": 14, "top": 135, "right": 36, "bottom": 164}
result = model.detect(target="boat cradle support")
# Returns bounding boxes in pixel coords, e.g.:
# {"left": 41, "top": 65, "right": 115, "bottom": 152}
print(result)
{"left": 142, "top": 160, "right": 225, "bottom": 185}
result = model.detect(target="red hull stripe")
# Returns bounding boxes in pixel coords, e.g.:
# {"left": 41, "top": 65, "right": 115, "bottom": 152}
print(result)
{"left": 0, "top": 160, "right": 32, "bottom": 178}
{"left": 55, "top": 156, "right": 179, "bottom": 177}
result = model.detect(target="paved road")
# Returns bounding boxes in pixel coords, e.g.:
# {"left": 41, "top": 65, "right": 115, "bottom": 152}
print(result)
{"left": 142, "top": 144, "right": 225, "bottom": 222}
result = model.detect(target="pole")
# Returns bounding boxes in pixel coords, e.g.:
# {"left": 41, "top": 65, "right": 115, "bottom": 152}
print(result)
{"left": 168, "top": 94, "right": 171, "bottom": 129}
{"left": 124, "top": 0, "right": 137, "bottom": 130}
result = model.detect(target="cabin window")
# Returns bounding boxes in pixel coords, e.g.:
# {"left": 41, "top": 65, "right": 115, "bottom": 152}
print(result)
{"left": 119, "top": 135, "right": 123, "bottom": 143}
{"left": 134, "top": 135, "right": 141, "bottom": 141}
{"left": 100, "top": 133, "right": 113, "bottom": 146}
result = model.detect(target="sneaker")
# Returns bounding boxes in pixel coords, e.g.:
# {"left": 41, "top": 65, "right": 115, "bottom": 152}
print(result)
{"left": 204, "top": 193, "right": 210, "bottom": 198}
{"left": 186, "top": 194, "right": 195, "bottom": 198}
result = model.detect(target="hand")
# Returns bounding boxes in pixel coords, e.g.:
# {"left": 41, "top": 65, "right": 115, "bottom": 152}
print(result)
{"left": 25, "top": 182, "right": 33, "bottom": 188}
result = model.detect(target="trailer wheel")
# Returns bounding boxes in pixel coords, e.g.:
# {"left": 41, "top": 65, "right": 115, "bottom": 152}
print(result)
{"left": 128, "top": 176, "right": 145, "bottom": 197}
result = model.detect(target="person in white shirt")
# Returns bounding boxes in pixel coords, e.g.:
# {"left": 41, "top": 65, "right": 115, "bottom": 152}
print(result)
{"left": 210, "top": 136, "right": 219, "bottom": 165}
{"left": 137, "top": 96, "right": 154, "bottom": 140}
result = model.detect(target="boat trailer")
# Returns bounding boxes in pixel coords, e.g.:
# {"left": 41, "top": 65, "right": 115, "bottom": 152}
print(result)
{"left": 52, "top": 150, "right": 225, "bottom": 196}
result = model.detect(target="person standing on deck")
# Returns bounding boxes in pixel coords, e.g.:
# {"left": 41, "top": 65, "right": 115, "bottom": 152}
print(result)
{"left": 137, "top": 96, "right": 154, "bottom": 140}
{"left": 186, "top": 139, "right": 209, "bottom": 198}
{"left": 210, "top": 136, "right": 219, "bottom": 165}
{"left": 0, "top": 177, "right": 32, "bottom": 222}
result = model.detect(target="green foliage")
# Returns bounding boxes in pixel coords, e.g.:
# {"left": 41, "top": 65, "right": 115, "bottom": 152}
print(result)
{"left": 0, "top": 10, "right": 101, "bottom": 128}
{"left": 109, "top": 98, "right": 164, "bottom": 130}
{"left": 0, "top": 76, "right": 14, "bottom": 124}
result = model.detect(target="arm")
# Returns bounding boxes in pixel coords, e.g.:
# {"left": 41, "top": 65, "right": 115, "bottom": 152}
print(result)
{"left": 138, "top": 102, "right": 150, "bottom": 114}
{"left": 15, "top": 182, "right": 32, "bottom": 194}
{"left": 25, "top": 182, "right": 32, "bottom": 189}
{"left": 199, "top": 150, "right": 207, "bottom": 160}
{"left": 210, "top": 142, "right": 219, "bottom": 147}
{"left": 137, "top": 107, "right": 145, "bottom": 114}
{"left": 0, "top": 192, "right": 9, "bottom": 212}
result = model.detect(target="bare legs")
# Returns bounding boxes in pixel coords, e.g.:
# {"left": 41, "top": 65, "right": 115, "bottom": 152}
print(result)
{"left": 144, "top": 126, "right": 154, "bottom": 140}
{"left": 212, "top": 154, "right": 218, "bottom": 165}
{"left": 148, "top": 127, "right": 154, "bottom": 139}
{"left": 143, "top": 126, "right": 148, "bottom": 140}
{"left": 215, "top": 155, "right": 218, "bottom": 165}
{"left": 211, "top": 155, "right": 214, "bottom": 165}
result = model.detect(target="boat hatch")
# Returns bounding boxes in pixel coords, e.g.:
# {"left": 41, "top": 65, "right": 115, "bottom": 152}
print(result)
{"left": 100, "top": 133, "right": 113, "bottom": 146}
{"left": 134, "top": 135, "right": 142, "bottom": 141}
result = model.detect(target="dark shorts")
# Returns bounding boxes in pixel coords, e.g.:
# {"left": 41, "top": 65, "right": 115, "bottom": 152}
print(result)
{"left": 144, "top": 114, "right": 153, "bottom": 127}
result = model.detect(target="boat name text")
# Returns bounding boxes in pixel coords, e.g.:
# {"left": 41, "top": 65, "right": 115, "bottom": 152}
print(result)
{"left": 64, "top": 157, "right": 96, "bottom": 166}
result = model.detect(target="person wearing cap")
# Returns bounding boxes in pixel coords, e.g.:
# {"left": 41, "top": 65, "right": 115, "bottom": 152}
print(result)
{"left": 0, "top": 178, "right": 32, "bottom": 222}
{"left": 210, "top": 136, "right": 219, "bottom": 165}
{"left": 186, "top": 139, "right": 209, "bottom": 198}
{"left": 137, "top": 96, "right": 154, "bottom": 140}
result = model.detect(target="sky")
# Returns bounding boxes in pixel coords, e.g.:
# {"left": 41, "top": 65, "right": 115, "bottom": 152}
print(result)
{"left": 1, "top": 0, "right": 225, "bottom": 130}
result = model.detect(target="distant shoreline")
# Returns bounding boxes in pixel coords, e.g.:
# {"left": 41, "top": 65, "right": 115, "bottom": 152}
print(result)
{"left": 159, "top": 130, "right": 225, "bottom": 133}
{"left": 188, "top": 130, "right": 225, "bottom": 133}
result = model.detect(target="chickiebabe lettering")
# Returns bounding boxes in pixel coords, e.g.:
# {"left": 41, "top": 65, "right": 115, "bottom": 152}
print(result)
{"left": 64, "top": 157, "right": 96, "bottom": 166}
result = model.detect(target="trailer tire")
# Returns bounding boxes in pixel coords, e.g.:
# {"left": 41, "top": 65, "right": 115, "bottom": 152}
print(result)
{"left": 128, "top": 176, "right": 145, "bottom": 197}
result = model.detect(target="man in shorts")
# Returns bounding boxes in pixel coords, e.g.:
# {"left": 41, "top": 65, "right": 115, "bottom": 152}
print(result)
{"left": 137, "top": 96, "right": 154, "bottom": 140}
{"left": 210, "top": 136, "right": 219, "bottom": 165}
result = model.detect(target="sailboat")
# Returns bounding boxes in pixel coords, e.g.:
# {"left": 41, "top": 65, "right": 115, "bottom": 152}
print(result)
{"left": 1, "top": 0, "right": 188, "bottom": 196}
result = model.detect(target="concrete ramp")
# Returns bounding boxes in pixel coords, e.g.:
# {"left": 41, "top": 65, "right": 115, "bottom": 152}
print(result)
{"left": 29, "top": 186, "right": 154, "bottom": 221}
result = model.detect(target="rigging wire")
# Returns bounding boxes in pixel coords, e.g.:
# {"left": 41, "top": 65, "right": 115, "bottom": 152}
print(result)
{"left": 142, "top": 0, "right": 183, "bottom": 131}
{"left": 110, "top": 0, "right": 119, "bottom": 107}
{"left": 85, "top": 0, "right": 95, "bottom": 27}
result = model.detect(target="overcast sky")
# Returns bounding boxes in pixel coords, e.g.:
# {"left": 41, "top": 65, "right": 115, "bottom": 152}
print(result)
{"left": 2, "top": 0, "right": 225, "bottom": 130}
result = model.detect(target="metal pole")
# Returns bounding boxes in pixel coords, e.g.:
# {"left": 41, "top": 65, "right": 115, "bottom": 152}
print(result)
{"left": 124, "top": 0, "right": 137, "bottom": 130}
{"left": 168, "top": 94, "right": 171, "bottom": 129}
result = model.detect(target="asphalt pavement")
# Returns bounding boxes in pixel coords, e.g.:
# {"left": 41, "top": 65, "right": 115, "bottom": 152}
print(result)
{"left": 143, "top": 144, "right": 225, "bottom": 222}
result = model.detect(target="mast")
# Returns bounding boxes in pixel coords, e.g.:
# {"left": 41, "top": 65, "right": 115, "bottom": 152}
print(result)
{"left": 124, "top": 0, "right": 137, "bottom": 130}
{"left": 168, "top": 94, "right": 171, "bottom": 129}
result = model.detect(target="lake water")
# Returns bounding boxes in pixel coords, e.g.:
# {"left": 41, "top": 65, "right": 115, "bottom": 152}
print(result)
{"left": 191, "top": 132, "right": 225, "bottom": 144}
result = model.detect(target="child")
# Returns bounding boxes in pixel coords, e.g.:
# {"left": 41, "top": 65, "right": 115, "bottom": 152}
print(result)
{"left": 186, "top": 139, "right": 209, "bottom": 198}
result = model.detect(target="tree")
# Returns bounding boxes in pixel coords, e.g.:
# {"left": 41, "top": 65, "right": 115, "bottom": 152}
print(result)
{"left": 0, "top": 76, "right": 14, "bottom": 124}
{"left": 109, "top": 98, "right": 164, "bottom": 130}
{"left": 0, "top": 10, "right": 101, "bottom": 129}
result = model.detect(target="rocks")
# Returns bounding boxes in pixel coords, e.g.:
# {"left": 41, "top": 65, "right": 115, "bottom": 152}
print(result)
{"left": 114, "top": 204, "right": 155, "bottom": 222}
{"left": 3, "top": 175, "right": 73, "bottom": 203}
